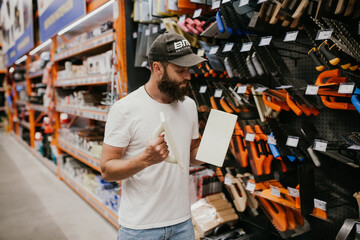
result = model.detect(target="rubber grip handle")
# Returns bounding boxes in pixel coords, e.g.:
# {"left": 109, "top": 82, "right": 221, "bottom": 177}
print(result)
{"left": 251, "top": 52, "right": 265, "bottom": 76}
{"left": 351, "top": 88, "right": 360, "bottom": 114}
{"left": 318, "top": 42, "right": 340, "bottom": 66}
{"left": 308, "top": 48, "right": 325, "bottom": 71}
{"left": 216, "top": 11, "right": 225, "bottom": 33}
{"left": 246, "top": 55, "right": 257, "bottom": 77}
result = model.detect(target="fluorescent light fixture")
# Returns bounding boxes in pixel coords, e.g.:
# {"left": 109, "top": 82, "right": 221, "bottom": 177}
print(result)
{"left": 15, "top": 55, "right": 28, "bottom": 64}
{"left": 57, "top": 0, "right": 115, "bottom": 36}
{"left": 9, "top": 67, "right": 14, "bottom": 73}
{"left": 29, "top": 39, "right": 52, "bottom": 55}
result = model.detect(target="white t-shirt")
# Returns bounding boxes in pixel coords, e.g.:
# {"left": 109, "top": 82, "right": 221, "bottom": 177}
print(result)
{"left": 104, "top": 86, "right": 199, "bottom": 229}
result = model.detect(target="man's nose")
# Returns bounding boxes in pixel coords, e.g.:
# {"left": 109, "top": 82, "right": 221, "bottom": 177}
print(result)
{"left": 184, "top": 70, "right": 191, "bottom": 80}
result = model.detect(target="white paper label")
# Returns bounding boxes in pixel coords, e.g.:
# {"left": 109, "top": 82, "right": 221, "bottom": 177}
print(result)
{"left": 179, "top": 15, "right": 186, "bottom": 24}
{"left": 212, "top": 1, "right": 221, "bottom": 9}
{"left": 193, "top": 8, "right": 202, "bottom": 18}
{"left": 314, "top": 198, "right": 327, "bottom": 211}
{"left": 276, "top": 85, "right": 293, "bottom": 89}
{"left": 145, "top": 29, "right": 150, "bottom": 36}
{"left": 259, "top": 36, "right": 272, "bottom": 46}
{"left": 305, "top": 85, "right": 319, "bottom": 95}
{"left": 246, "top": 181, "right": 256, "bottom": 193}
{"left": 237, "top": 85, "right": 247, "bottom": 94}
{"left": 245, "top": 133, "right": 256, "bottom": 142}
{"left": 224, "top": 176, "right": 232, "bottom": 185}
{"left": 338, "top": 82, "right": 355, "bottom": 94}
{"left": 288, "top": 187, "right": 300, "bottom": 198}
{"left": 152, "top": 26, "right": 158, "bottom": 34}
{"left": 239, "top": 0, "right": 249, "bottom": 7}
{"left": 267, "top": 135, "right": 277, "bottom": 145}
{"left": 240, "top": 42, "right": 253, "bottom": 52}
{"left": 160, "top": 22, "right": 165, "bottom": 30}
{"left": 348, "top": 145, "right": 360, "bottom": 151}
{"left": 199, "top": 85, "right": 207, "bottom": 93}
{"left": 209, "top": 46, "right": 219, "bottom": 55}
{"left": 316, "top": 29, "right": 333, "bottom": 40}
{"left": 286, "top": 136, "right": 299, "bottom": 147}
{"left": 197, "top": 49, "right": 205, "bottom": 57}
{"left": 214, "top": 89, "right": 223, "bottom": 98}
{"left": 284, "top": 31, "right": 299, "bottom": 42}
{"left": 141, "top": 61, "right": 148, "bottom": 67}
{"left": 271, "top": 186, "right": 281, "bottom": 197}
{"left": 255, "top": 87, "right": 268, "bottom": 92}
{"left": 222, "top": 0, "right": 231, "bottom": 3}
{"left": 313, "top": 139, "right": 328, "bottom": 152}
{"left": 258, "top": 0, "right": 267, "bottom": 3}
{"left": 223, "top": 43, "right": 234, "bottom": 52}
{"left": 133, "top": 32, "right": 138, "bottom": 39}
{"left": 356, "top": 223, "right": 360, "bottom": 234}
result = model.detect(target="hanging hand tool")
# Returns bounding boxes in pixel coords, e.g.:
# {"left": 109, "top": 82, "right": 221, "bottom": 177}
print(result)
{"left": 236, "top": 173, "right": 259, "bottom": 216}
{"left": 308, "top": 48, "right": 325, "bottom": 72}
{"left": 225, "top": 172, "right": 248, "bottom": 212}
{"left": 318, "top": 41, "right": 340, "bottom": 66}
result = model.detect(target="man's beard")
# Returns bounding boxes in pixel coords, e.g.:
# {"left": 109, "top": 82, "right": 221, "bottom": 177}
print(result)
{"left": 158, "top": 70, "right": 189, "bottom": 103}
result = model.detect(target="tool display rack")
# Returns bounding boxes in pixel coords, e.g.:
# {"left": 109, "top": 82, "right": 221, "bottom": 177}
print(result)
{"left": 8, "top": 0, "right": 129, "bottom": 229}
{"left": 0, "top": 44, "right": 6, "bottom": 129}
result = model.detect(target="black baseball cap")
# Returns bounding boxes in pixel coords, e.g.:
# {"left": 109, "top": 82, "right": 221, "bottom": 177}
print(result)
{"left": 148, "top": 31, "right": 206, "bottom": 67}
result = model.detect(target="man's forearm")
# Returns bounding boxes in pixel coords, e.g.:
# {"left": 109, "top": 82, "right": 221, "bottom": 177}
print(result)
{"left": 101, "top": 153, "right": 149, "bottom": 182}
{"left": 190, "top": 138, "right": 203, "bottom": 165}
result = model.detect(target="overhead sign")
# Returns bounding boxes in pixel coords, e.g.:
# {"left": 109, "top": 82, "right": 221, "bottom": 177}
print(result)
{"left": 37, "top": 0, "right": 86, "bottom": 42}
{"left": 0, "top": 0, "right": 34, "bottom": 66}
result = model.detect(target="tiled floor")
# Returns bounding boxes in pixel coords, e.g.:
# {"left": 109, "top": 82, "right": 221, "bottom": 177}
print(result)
{"left": 0, "top": 132, "right": 118, "bottom": 240}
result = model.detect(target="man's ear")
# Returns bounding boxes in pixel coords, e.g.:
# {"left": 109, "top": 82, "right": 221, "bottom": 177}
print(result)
{"left": 153, "top": 62, "right": 164, "bottom": 76}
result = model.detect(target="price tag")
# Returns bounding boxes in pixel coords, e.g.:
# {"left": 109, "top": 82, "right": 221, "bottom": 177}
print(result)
{"left": 338, "top": 82, "right": 355, "bottom": 94}
{"left": 315, "top": 29, "right": 333, "bottom": 40}
{"left": 305, "top": 85, "right": 319, "bottom": 95}
{"left": 240, "top": 42, "right": 253, "bottom": 52}
{"left": 255, "top": 87, "right": 268, "bottom": 92}
{"left": 179, "top": 15, "right": 186, "bottom": 24}
{"left": 356, "top": 223, "right": 360, "bottom": 234}
{"left": 267, "top": 135, "right": 277, "bottom": 145}
{"left": 223, "top": 43, "right": 234, "bottom": 52}
{"left": 133, "top": 32, "right": 138, "bottom": 39}
{"left": 348, "top": 145, "right": 360, "bottom": 151}
{"left": 276, "top": 85, "right": 293, "bottom": 89}
{"left": 288, "top": 187, "right": 300, "bottom": 198}
{"left": 141, "top": 61, "right": 148, "bottom": 67}
{"left": 214, "top": 89, "right": 223, "bottom": 98}
{"left": 246, "top": 181, "right": 256, "bottom": 193}
{"left": 284, "top": 31, "right": 299, "bottom": 42}
{"left": 224, "top": 176, "right": 232, "bottom": 185}
{"left": 199, "top": 85, "right": 207, "bottom": 93}
{"left": 212, "top": 1, "right": 221, "bottom": 9}
{"left": 160, "top": 22, "right": 165, "bottom": 30}
{"left": 239, "top": 0, "right": 249, "bottom": 7}
{"left": 193, "top": 8, "right": 202, "bottom": 18}
{"left": 152, "top": 26, "right": 158, "bottom": 34}
{"left": 209, "top": 46, "right": 219, "bottom": 55}
{"left": 237, "top": 85, "right": 247, "bottom": 94}
{"left": 258, "top": 0, "right": 267, "bottom": 3}
{"left": 245, "top": 133, "right": 256, "bottom": 142}
{"left": 314, "top": 198, "right": 327, "bottom": 211}
{"left": 258, "top": 36, "right": 272, "bottom": 46}
{"left": 313, "top": 139, "right": 328, "bottom": 152}
{"left": 286, "top": 136, "right": 299, "bottom": 147}
{"left": 197, "top": 49, "right": 205, "bottom": 57}
{"left": 145, "top": 29, "right": 150, "bottom": 36}
{"left": 271, "top": 186, "right": 281, "bottom": 197}
{"left": 222, "top": 0, "right": 231, "bottom": 3}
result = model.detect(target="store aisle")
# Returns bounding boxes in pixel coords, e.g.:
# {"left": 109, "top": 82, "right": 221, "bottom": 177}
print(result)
{"left": 0, "top": 132, "right": 118, "bottom": 240}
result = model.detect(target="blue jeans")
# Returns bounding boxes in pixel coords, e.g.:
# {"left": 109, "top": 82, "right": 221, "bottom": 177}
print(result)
{"left": 117, "top": 218, "right": 195, "bottom": 240}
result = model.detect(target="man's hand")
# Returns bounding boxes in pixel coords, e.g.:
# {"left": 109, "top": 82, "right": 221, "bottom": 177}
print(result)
{"left": 143, "top": 134, "right": 169, "bottom": 166}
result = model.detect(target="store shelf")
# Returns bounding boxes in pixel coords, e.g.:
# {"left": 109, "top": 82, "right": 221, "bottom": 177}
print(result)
{"left": 19, "top": 120, "right": 30, "bottom": 129}
{"left": 58, "top": 137, "right": 101, "bottom": 172}
{"left": 55, "top": 73, "right": 111, "bottom": 87}
{"left": 59, "top": 168, "right": 118, "bottom": 228}
{"left": 12, "top": 133, "right": 57, "bottom": 174}
{"left": 0, "top": 87, "right": 5, "bottom": 92}
{"left": 56, "top": 105, "right": 107, "bottom": 121}
{"left": 0, "top": 69, "right": 6, "bottom": 74}
{"left": 0, "top": 106, "right": 6, "bottom": 111}
{"left": 16, "top": 100, "right": 28, "bottom": 105}
{"left": 30, "top": 104, "right": 46, "bottom": 112}
{"left": 28, "top": 70, "right": 44, "bottom": 79}
{"left": 54, "top": 32, "right": 114, "bottom": 62}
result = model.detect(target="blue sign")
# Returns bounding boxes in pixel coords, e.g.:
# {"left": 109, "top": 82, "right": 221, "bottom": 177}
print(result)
{"left": 0, "top": 0, "right": 34, "bottom": 67}
{"left": 38, "top": 0, "right": 86, "bottom": 42}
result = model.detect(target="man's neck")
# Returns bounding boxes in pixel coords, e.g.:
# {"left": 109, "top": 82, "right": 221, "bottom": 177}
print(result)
{"left": 144, "top": 79, "right": 172, "bottom": 104}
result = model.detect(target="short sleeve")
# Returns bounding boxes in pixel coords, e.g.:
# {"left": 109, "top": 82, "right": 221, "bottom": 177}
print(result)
{"left": 103, "top": 101, "right": 131, "bottom": 147}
